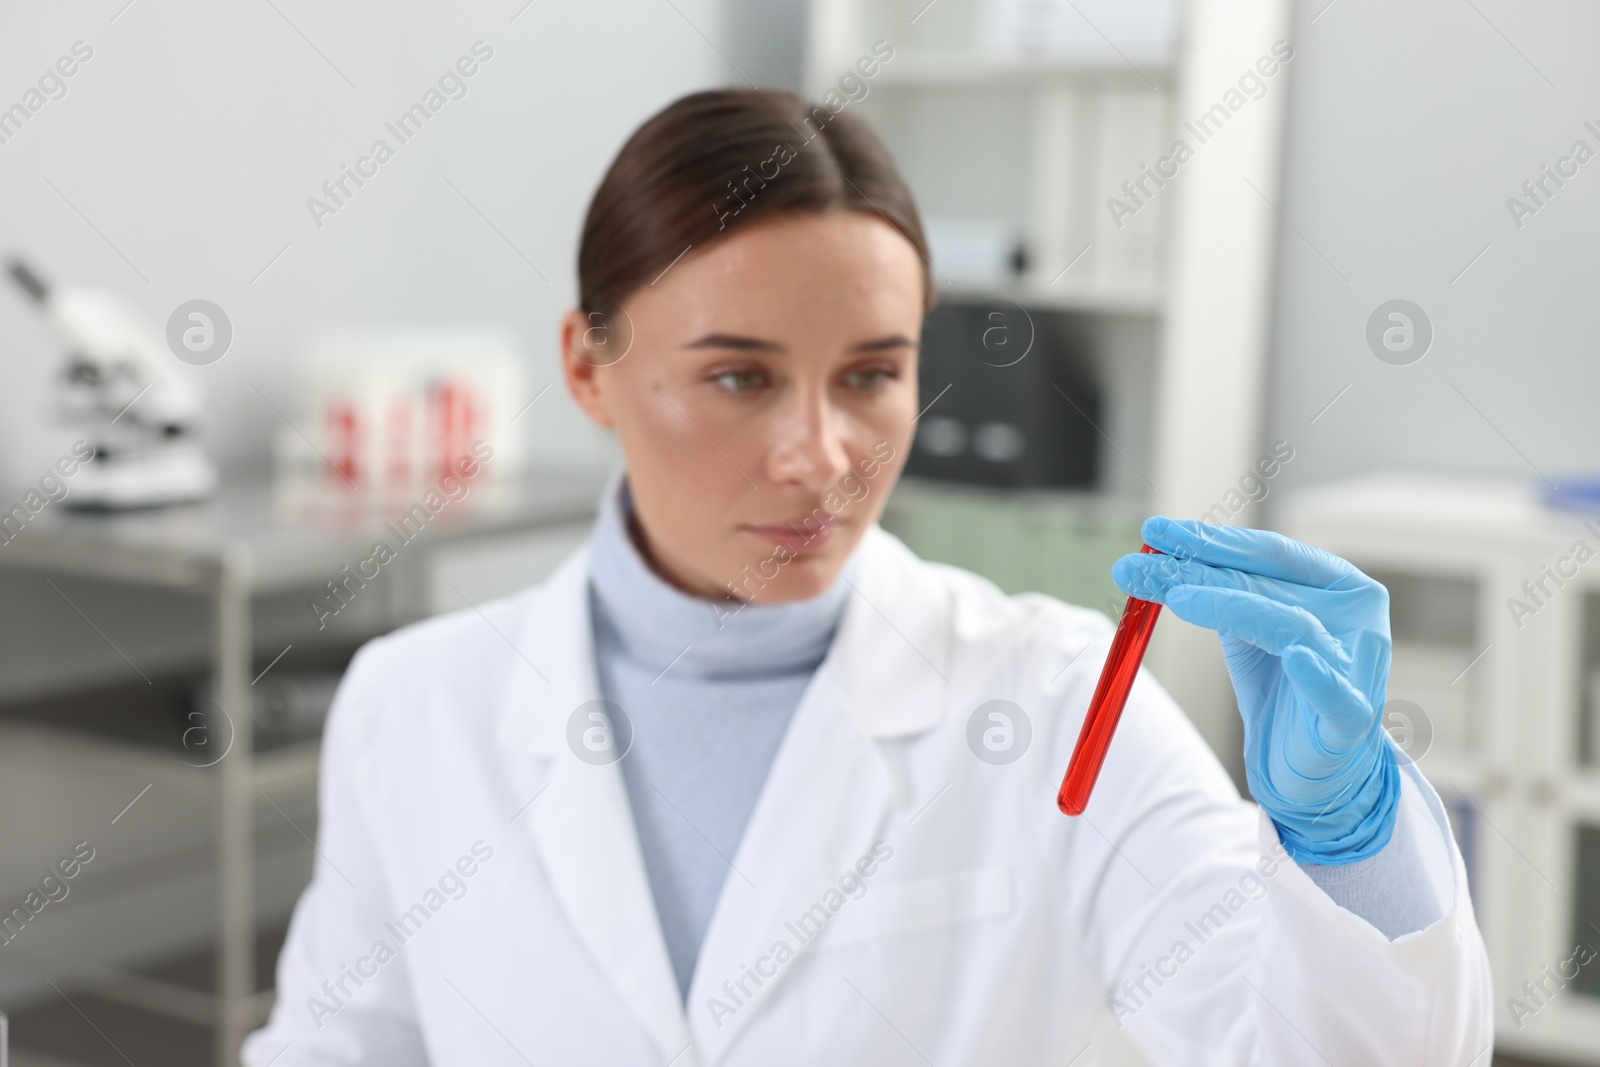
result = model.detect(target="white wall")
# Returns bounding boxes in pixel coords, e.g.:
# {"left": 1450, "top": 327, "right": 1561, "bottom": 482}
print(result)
{"left": 0, "top": 0, "right": 740, "bottom": 484}
{"left": 1262, "top": 0, "right": 1600, "bottom": 500}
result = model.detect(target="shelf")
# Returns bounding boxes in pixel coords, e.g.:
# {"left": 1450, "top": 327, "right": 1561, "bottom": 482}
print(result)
{"left": 253, "top": 738, "right": 321, "bottom": 794}
{"left": 0, "top": 467, "right": 607, "bottom": 595}
{"left": 888, "top": 476, "right": 1147, "bottom": 522}
{"left": 938, "top": 280, "right": 1164, "bottom": 317}
{"left": 880, "top": 478, "right": 1145, "bottom": 620}
{"left": 872, "top": 47, "right": 1175, "bottom": 89}
{"left": 1278, "top": 472, "right": 1589, "bottom": 548}
{"left": 1410, "top": 749, "right": 1493, "bottom": 795}
{"left": 1563, "top": 773, "right": 1600, "bottom": 816}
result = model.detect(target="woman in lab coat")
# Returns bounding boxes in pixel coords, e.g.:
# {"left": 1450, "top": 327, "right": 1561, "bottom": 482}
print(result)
{"left": 244, "top": 89, "right": 1491, "bottom": 1066}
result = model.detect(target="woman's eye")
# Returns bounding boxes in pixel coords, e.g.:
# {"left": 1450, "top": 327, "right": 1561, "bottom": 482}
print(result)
{"left": 843, "top": 367, "right": 893, "bottom": 390}
{"left": 713, "top": 369, "right": 766, "bottom": 393}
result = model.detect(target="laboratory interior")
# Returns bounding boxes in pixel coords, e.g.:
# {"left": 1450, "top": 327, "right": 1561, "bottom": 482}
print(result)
{"left": 0, "top": 0, "right": 1595, "bottom": 1064}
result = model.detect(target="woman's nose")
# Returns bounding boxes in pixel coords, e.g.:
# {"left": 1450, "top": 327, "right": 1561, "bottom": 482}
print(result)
{"left": 763, "top": 386, "right": 851, "bottom": 490}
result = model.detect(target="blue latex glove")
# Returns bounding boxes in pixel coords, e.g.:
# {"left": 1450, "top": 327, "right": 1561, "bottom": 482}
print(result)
{"left": 1111, "top": 516, "right": 1400, "bottom": 865}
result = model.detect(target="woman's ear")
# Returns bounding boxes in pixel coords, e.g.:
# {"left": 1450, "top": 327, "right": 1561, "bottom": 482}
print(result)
{"left": 560, "top": 307, "right": 614, "bottom": 430}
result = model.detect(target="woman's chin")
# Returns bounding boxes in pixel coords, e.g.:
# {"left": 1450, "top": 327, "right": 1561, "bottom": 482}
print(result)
{"left": 722, "top": 553, "right": 845, "bottom": 605}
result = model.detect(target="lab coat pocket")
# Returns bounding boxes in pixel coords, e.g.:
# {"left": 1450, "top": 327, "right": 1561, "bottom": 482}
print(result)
{"left": 817, "top": 865, "right": 1015, "bottom": 950}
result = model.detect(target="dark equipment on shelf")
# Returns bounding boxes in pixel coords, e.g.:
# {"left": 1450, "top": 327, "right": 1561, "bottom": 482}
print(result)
{"left": 907, "top": 299, "right": 1101, "bottom": 489}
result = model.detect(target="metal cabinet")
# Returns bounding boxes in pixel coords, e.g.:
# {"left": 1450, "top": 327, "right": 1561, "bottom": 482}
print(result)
{"left": 1278, "top": 473, "right": 1600, "bottom": 1063}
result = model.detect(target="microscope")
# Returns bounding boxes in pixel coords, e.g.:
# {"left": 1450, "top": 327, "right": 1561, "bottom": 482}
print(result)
{"left": 8, "top": 258, "right": 217, "bottom": 508}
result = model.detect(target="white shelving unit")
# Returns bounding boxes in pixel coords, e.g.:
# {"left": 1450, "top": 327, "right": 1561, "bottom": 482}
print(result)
{"left": 805, "top": 0, "right": 1295, "bottom": 766}
{"left": 1279, "top": 473, "right": 1600, "bottom": 1064}
{"left": 807, "top": 0, "right": 1178, "bottom": 312}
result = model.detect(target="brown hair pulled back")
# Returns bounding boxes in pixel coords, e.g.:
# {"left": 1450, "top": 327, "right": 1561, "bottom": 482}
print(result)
{"left": 577, "top": 88, "right": 932, "bottom": 322}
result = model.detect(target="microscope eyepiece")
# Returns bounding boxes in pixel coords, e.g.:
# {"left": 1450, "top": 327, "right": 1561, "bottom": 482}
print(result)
{"left": 7, "top": 259, "right": 49, "bottom": 304}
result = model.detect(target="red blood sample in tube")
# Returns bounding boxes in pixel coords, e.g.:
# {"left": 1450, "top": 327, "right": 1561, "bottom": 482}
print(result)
{"left": 1056, "top": 543, "right": 1165, "bottom": 816}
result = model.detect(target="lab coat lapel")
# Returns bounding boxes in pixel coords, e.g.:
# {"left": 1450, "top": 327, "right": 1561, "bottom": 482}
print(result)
{"left": 687, "top": 527, "right": 953, "bottom": 1063}
{"left": 494, "top": 546, "right": 694, "bottom": 1065}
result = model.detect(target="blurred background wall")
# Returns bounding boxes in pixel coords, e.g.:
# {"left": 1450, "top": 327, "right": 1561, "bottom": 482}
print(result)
{"left": 1265, "top": 0, "right": 1600, "bottom": 491}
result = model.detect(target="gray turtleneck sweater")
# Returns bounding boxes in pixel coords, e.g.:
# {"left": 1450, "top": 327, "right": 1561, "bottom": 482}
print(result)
{"left": 587, "top": 470, "right": 860, "bottom": 998}
{"left": 586, "top": 470, "right": 1441, "bottom": 1003}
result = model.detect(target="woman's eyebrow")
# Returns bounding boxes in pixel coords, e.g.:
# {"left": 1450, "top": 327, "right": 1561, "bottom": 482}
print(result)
{"left": 683, "top": 333, "right": 916, "bottom": 353}
{"left": 851, "top": 334, "right": 916, "bottom": 352}
{"left": 684, "top": 333, "right": 784, "bottom": 352}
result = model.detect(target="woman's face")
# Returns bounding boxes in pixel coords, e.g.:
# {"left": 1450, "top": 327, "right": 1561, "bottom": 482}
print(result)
{"left": 562, "top": 209, "right": 924, "bottom": 603}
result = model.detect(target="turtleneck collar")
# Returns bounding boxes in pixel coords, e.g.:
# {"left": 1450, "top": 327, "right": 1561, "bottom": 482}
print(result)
{"left": 587, "top": 466, "right": 859, "bottom": 679}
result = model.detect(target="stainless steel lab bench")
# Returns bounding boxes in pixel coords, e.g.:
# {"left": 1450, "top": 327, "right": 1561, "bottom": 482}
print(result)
{"left": 0, "top": 467, "right": 607, "bottom": 1066}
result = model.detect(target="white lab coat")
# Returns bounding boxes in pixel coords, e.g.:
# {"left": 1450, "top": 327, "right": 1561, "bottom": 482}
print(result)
{"left": 243, "top": 525, "right": 1492, "bottom": 1066}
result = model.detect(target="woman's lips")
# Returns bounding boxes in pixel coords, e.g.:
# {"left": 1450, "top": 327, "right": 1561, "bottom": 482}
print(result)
{"left": 741, "top": 516, "right": 839, "bottom": 553}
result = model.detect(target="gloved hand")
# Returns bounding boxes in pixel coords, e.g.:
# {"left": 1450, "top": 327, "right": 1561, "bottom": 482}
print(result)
{"left": 1111, "top": 516, "right": 1400, "bottom": 865}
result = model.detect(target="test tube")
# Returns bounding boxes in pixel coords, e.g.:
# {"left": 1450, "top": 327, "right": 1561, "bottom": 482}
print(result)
{"left": 1057, "top": 543, "right": 1164, "bottom": 816}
